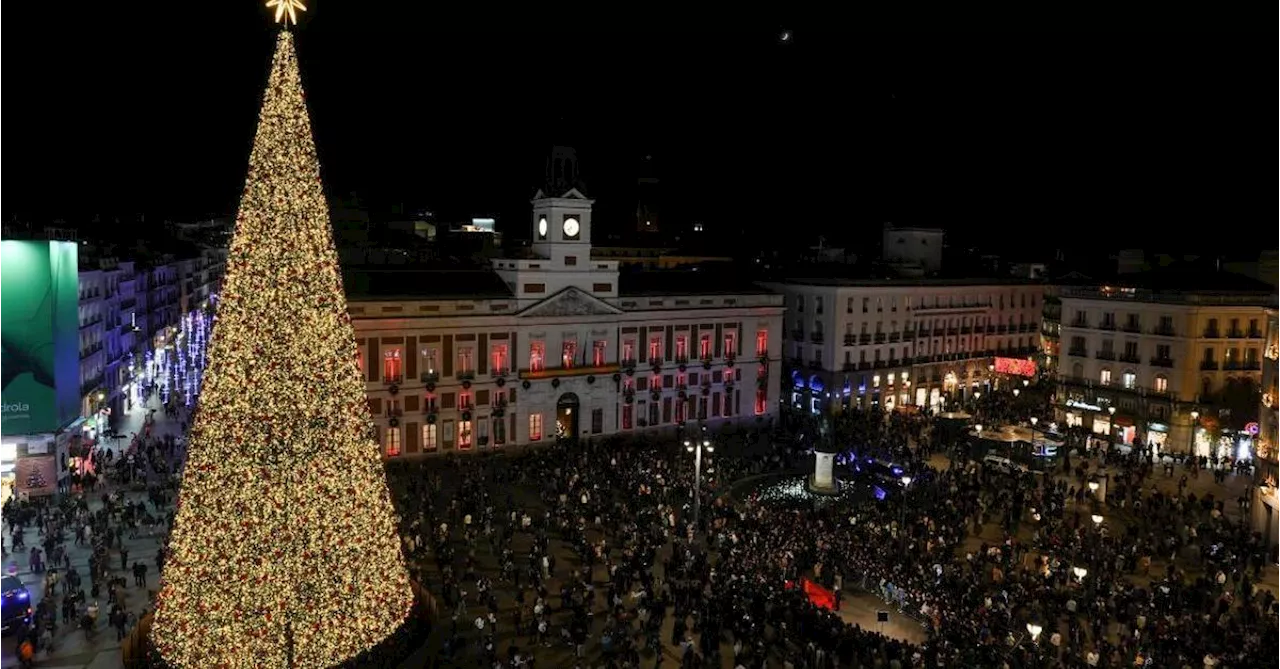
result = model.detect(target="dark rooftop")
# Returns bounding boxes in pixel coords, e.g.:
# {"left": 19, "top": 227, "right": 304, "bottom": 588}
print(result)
{"left": 618, "top": 270, "right": 775, "bottom": 297}
{"left": 344, "top": 269, "right": 513, "bottom": 301}
{"left": 1106, "top": 265, "right": 1275, "bottom": 294}
{"left": 780, "top": 275, "right": 1041, "bottom": 288}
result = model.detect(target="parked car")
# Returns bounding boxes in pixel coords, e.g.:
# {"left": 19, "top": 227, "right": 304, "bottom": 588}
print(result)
{"left": 1, "top": 575, "right": 32, "bottom": 630}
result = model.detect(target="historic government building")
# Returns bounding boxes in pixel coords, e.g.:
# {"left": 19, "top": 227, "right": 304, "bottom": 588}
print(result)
{"left": 346, "top": 159, "right": 785, "bottom": 457}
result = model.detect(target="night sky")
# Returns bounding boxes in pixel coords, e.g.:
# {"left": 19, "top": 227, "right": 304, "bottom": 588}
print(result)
{"left": 4, "top": 5, "right": 1272, "bottom": 256}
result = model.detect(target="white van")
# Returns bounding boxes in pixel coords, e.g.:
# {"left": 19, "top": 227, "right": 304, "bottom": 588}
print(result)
{"left": 982, "top": 454, "right": 1026, "bottom": 475}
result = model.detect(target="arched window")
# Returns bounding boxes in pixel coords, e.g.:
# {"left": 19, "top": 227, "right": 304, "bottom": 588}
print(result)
{"left": 1201, "top": 377, "right": 1212, "bottom": 399}
{"left": 1099, "top": 367, "right": 1112, "bottom": 386}
{"left": 1122, "top": 369, "right": 1137, "bottom": 389}
{"left": 1071, "top": 362, "right": 1084, "bottom": 379}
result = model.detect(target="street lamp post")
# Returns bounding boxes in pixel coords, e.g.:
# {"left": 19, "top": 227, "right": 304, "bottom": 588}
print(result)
{"left": 1029, "top": 416, "right": 1039, "bottom": 446}
{"left": 685, "top": 438, "right": 713, "bottom": 530}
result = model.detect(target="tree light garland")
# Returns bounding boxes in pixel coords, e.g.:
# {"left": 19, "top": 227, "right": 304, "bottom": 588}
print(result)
{"left": 150, "top": 31, "right": 414, "bottom": 668}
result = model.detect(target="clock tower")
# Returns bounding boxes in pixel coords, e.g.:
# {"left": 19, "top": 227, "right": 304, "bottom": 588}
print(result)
{"left": 492, "top": 146, "right": 619, "bottom": 305}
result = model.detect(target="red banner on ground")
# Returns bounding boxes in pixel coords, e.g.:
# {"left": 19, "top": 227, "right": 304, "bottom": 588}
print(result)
{"left": 802, "top": 578, "right": 837, "bottom": 611}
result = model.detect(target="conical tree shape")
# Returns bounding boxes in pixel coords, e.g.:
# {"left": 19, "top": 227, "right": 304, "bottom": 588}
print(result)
{"left": 151, "top": 31, "right": 414, "bottom": 668}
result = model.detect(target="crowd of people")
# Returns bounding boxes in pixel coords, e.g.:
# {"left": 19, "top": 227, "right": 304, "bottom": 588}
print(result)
{"left": 389, "top": 407, "right": 1278, "bottom": 668}
{"left": 2, "top": 396, "right": 187, "bottom": 666}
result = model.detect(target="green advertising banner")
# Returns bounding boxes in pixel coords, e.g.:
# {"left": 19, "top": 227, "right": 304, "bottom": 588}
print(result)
{"left": 1, "top": 240, "right": 81, "bottom": 435}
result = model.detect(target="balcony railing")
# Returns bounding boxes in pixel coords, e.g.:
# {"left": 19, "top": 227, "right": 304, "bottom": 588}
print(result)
{"left": 420, "top": 371, "right": 440, "bottom": 383}
{"left": 1203, "top": 329, "right": 1221, "bottom": 339}
{"left": 1152, "top": 326, "right": 1176, "bottom": 336}
{"left": 1068, "top": 348, "right": 1088, "bottom": 357}
{"left": 1241, "top": 361, "right": 1262, "bottom": 371}
{"left": 1227, "top": 330, "right": 1246, "bottom": 339}
{"left": 1200, "top": 360, "right": 1219, "bottom": 371}
{"left": 1118, "top": 354, "right": 1141, "bottom": 364}
{"left": 1248, "top": 329, "right": 1265, "bottom": 339}
{"left": 1095, "top": 351, "right": 1116, "bottom": 361}
{"left": 790, "top": 330, "right": 805, "bottom": 342}
{"left": 843, "top": 335, "right": 857, "bottom": 346}
{"left": 859, "top": 334, "right": 872, "bottom": 345}
{"left": 1098, "top": 322, "right": 1116, "bottom": 331}
{"left": 810, "top": 332, "right": 824, "bottom": 344}
{"left": 1122, "top": 323, "right": 1142, "bottom": 333}
{"left": 384, "top": 374, "right": 404, "bottom": 385}
{"left": 1149, "top": 357, "right": 1174, "bottom": 368}
{"left": 519, "top": 363, "right": 620, "bottom": 380}
{"left": 874, "top": 333, "right": 886, "bottom": 344}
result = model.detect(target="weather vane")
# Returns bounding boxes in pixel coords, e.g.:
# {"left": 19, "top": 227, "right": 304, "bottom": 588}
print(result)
{"left": 266, "top": 0, "right": 307, "bottom": 26}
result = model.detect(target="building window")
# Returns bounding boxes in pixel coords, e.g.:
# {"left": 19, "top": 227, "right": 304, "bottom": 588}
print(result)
{"left": 562, "top": 339, "right": 578, "bottom": 368}
{"left": 530, "top": 342, "right": 546, "bottom": 372}
{"left": 674, "top": 397, "right": 686, "bottom": 423}
{"left": 651, "top": 374, "right": 663, "bottom": 391}
{"left": 699, "top": 334, "right": 713, "bottom": 359}
{"left": 422, "top": 423, "right": 437, "bottom": 452}
{"left": 622, "top": 340, "right": 635, "bottom": 363}
{"left": 492, "top": 417, "right": 506, "bottom": 445}
{"left": 675, "top": 335, "right": 689, "bottom": 362}
{"left": 458, "top": 421, "right": 473, "bottom": 450}
{"left": 649, "top": 336, "right": 662, "bottom": 361}
{"left": 491, "top": 344, "right": 509, "bottom": 375}
{"left": 420, "top": 347, "right": 438, "bottom": 376}
{"left": 459, "top": 391, "right": 473, "bottom": 410}
{"left": 564, "top": 255, "right": 577, "bottom": 266}
{"left": 1122, "top": 371, "right": 1136, "bottom": 389}
{"left": 756, "top": 330, "right": 769, "bottom": 357}
{"left": 593, "top": 340, "right": 607, "bottom": 367}
{"left": 592, "top": 283, "right": 613, "bottom": 292}
{"left": 529, "top": 413, "right": 543, "bottom": 441}
{"left": 622, "top": 404, "right": 634, "bottom": 430}
{"left": 356, "top": 349, "right": 365, "bottom": 377}
{"left": 524, "top": 283, "right": 546, "bottom": 294}
{"left": 591, "top": 408, "right": 603, "bottom": 434}
{"left": 1154, "top": 375, "right": 1168, "bottom": 393}
{"left": 457, "top": 347, "right": 474, "bottom": 375}
{"left": 724, "top": 332, "right": 737, "bottom": 357}
{"left": 754, "top": 388, "right": 768, "bottom": 415}
{"left": 383, "top": 348, "right": 403, "bottom": 383}
{"left": 1100, "top": 368, "right": 1112, "bottom": 386}
{"left": 385, "top": 426, "right": 401, "bottom": 456}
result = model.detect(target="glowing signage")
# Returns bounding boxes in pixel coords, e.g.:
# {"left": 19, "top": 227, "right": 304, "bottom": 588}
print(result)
{"left": 994, "top": 357, "right": 1037, "bottom": 377}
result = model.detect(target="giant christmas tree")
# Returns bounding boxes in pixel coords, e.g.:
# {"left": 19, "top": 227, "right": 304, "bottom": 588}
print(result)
{"left": 149, "top": 23, "right": 415, "bottom": 669}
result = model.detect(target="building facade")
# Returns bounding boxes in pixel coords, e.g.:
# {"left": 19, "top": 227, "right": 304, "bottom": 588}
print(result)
{"left": 1056, "top": 282, "right": 1274, "bottom": 456}
{"left": 350, "top": 188, "right": 785, "bottom": 457}
{"left": 765, "top": 279, "right": 1043, "bottom": 413}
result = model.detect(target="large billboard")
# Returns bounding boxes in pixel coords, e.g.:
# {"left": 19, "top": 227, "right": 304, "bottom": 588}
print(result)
{"left": 1, "top": 241, "right": 81, "bottom": 435}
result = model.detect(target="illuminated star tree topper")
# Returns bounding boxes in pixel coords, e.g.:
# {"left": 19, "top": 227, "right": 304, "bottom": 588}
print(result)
{"left": 266, "top": 0, "right": 306, "bottom": 25}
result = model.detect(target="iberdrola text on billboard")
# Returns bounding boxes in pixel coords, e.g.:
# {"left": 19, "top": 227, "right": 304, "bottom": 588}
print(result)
{"left": 1, "top": 241, "right": 81, "bottom": 435}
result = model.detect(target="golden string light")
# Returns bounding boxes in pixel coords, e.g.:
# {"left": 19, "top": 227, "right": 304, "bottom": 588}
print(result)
{"left": 149, "top": 31, "right": 413, "bottom": 668}
{"left": 266, "top": 0, "right": 306, "bottom": 25}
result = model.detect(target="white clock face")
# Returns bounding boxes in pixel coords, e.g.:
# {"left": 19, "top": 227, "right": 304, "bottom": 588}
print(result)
{"left": 537, "top": 216, "right": 548, "bottom": 238}
{"left": 563, "top": 217, "right": 580, "bottom": 238}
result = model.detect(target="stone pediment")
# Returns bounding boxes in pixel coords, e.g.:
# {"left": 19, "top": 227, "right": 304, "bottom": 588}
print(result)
{"left": 519, "top": 287, "right": 621, "bottom": 318}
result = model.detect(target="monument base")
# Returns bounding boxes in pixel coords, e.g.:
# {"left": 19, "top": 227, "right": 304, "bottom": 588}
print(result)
{"left": 807, "top": 474, "right": 841, "bottom": 496}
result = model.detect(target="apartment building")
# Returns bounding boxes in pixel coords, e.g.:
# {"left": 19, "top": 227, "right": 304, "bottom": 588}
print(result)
{"left": 765, "top": 278, "right": 1043, "bottom": 413}
{"left": 1057, "top": 274, "right": 1274, "bottom": 456}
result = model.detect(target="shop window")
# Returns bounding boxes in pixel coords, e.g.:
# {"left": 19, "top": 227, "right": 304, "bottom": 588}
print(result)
{"left": 529, "top": 413, "right": 543, "bottom": 441}
{"left": 385, "top": 426, "right": 401, "bottom": 456}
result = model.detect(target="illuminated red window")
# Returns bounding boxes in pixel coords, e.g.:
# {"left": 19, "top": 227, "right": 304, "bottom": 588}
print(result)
{"left": 648, "top": 337, "right": 662, "bottom": 362}
{"left": 385, "top": 426, "right": 401, "bottom": 456}
{"left": 675, "top": 336, "right": 689, "bottom": 361}
{"left": 622, "top": 377, "right": 635, "bottom": 392}
{"left": 592, "top": 340, "right": 607, "bottom": 367}
{"left": 724, "top": 332, "right": 737, "bottom": 357}
{"left": 756, "top": 330, "right": 769, "bottom": 357}
{"left": 530, "top": 342, "right": 545, "bottom": 372}
{"left": 622, "top": 340, "right": 635, "bottom": 363}
{"left": 423, "top": 393, "right": 438, "bottom": 413}
{"left": 529, "top": 413, "right": 543, "bottom": 441}
{"left": 651, "top": 374, "right": 663, "bottom": 390}
{"left": 622, "top": 404, "right": 633, "bottom": 430}
{"left": 356, "top": 350, "right": 365, "bottom": 377}
{"left": 421, "top": 424, "right": 438, "bottom": 452}
{"left": 562, "top": 340, "right": 577, "bottom": 368}
{"left": 699, "top": 335, "right": 712, "bottom": 359}
{"left": 457, "top": 420, "right": 473, "bottom": 450}
{"left": 459, "top": 392, "right": 472, "bottom": 410}
{"left": 676, "top": 373, "right": 687, "bottom": 388}
{"left": 383, "top": 349, "right": 402, "bottom": 383}
{"left": 491, "top": 344, "right": 509, "bottom": 375}
{"left": 754, "top": 388, "right": 768, "bottom": 415}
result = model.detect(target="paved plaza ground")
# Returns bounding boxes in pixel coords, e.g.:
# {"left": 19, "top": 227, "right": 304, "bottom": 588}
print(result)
{"left": 1, "top": 397, "right": 179, "bottom": 669}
